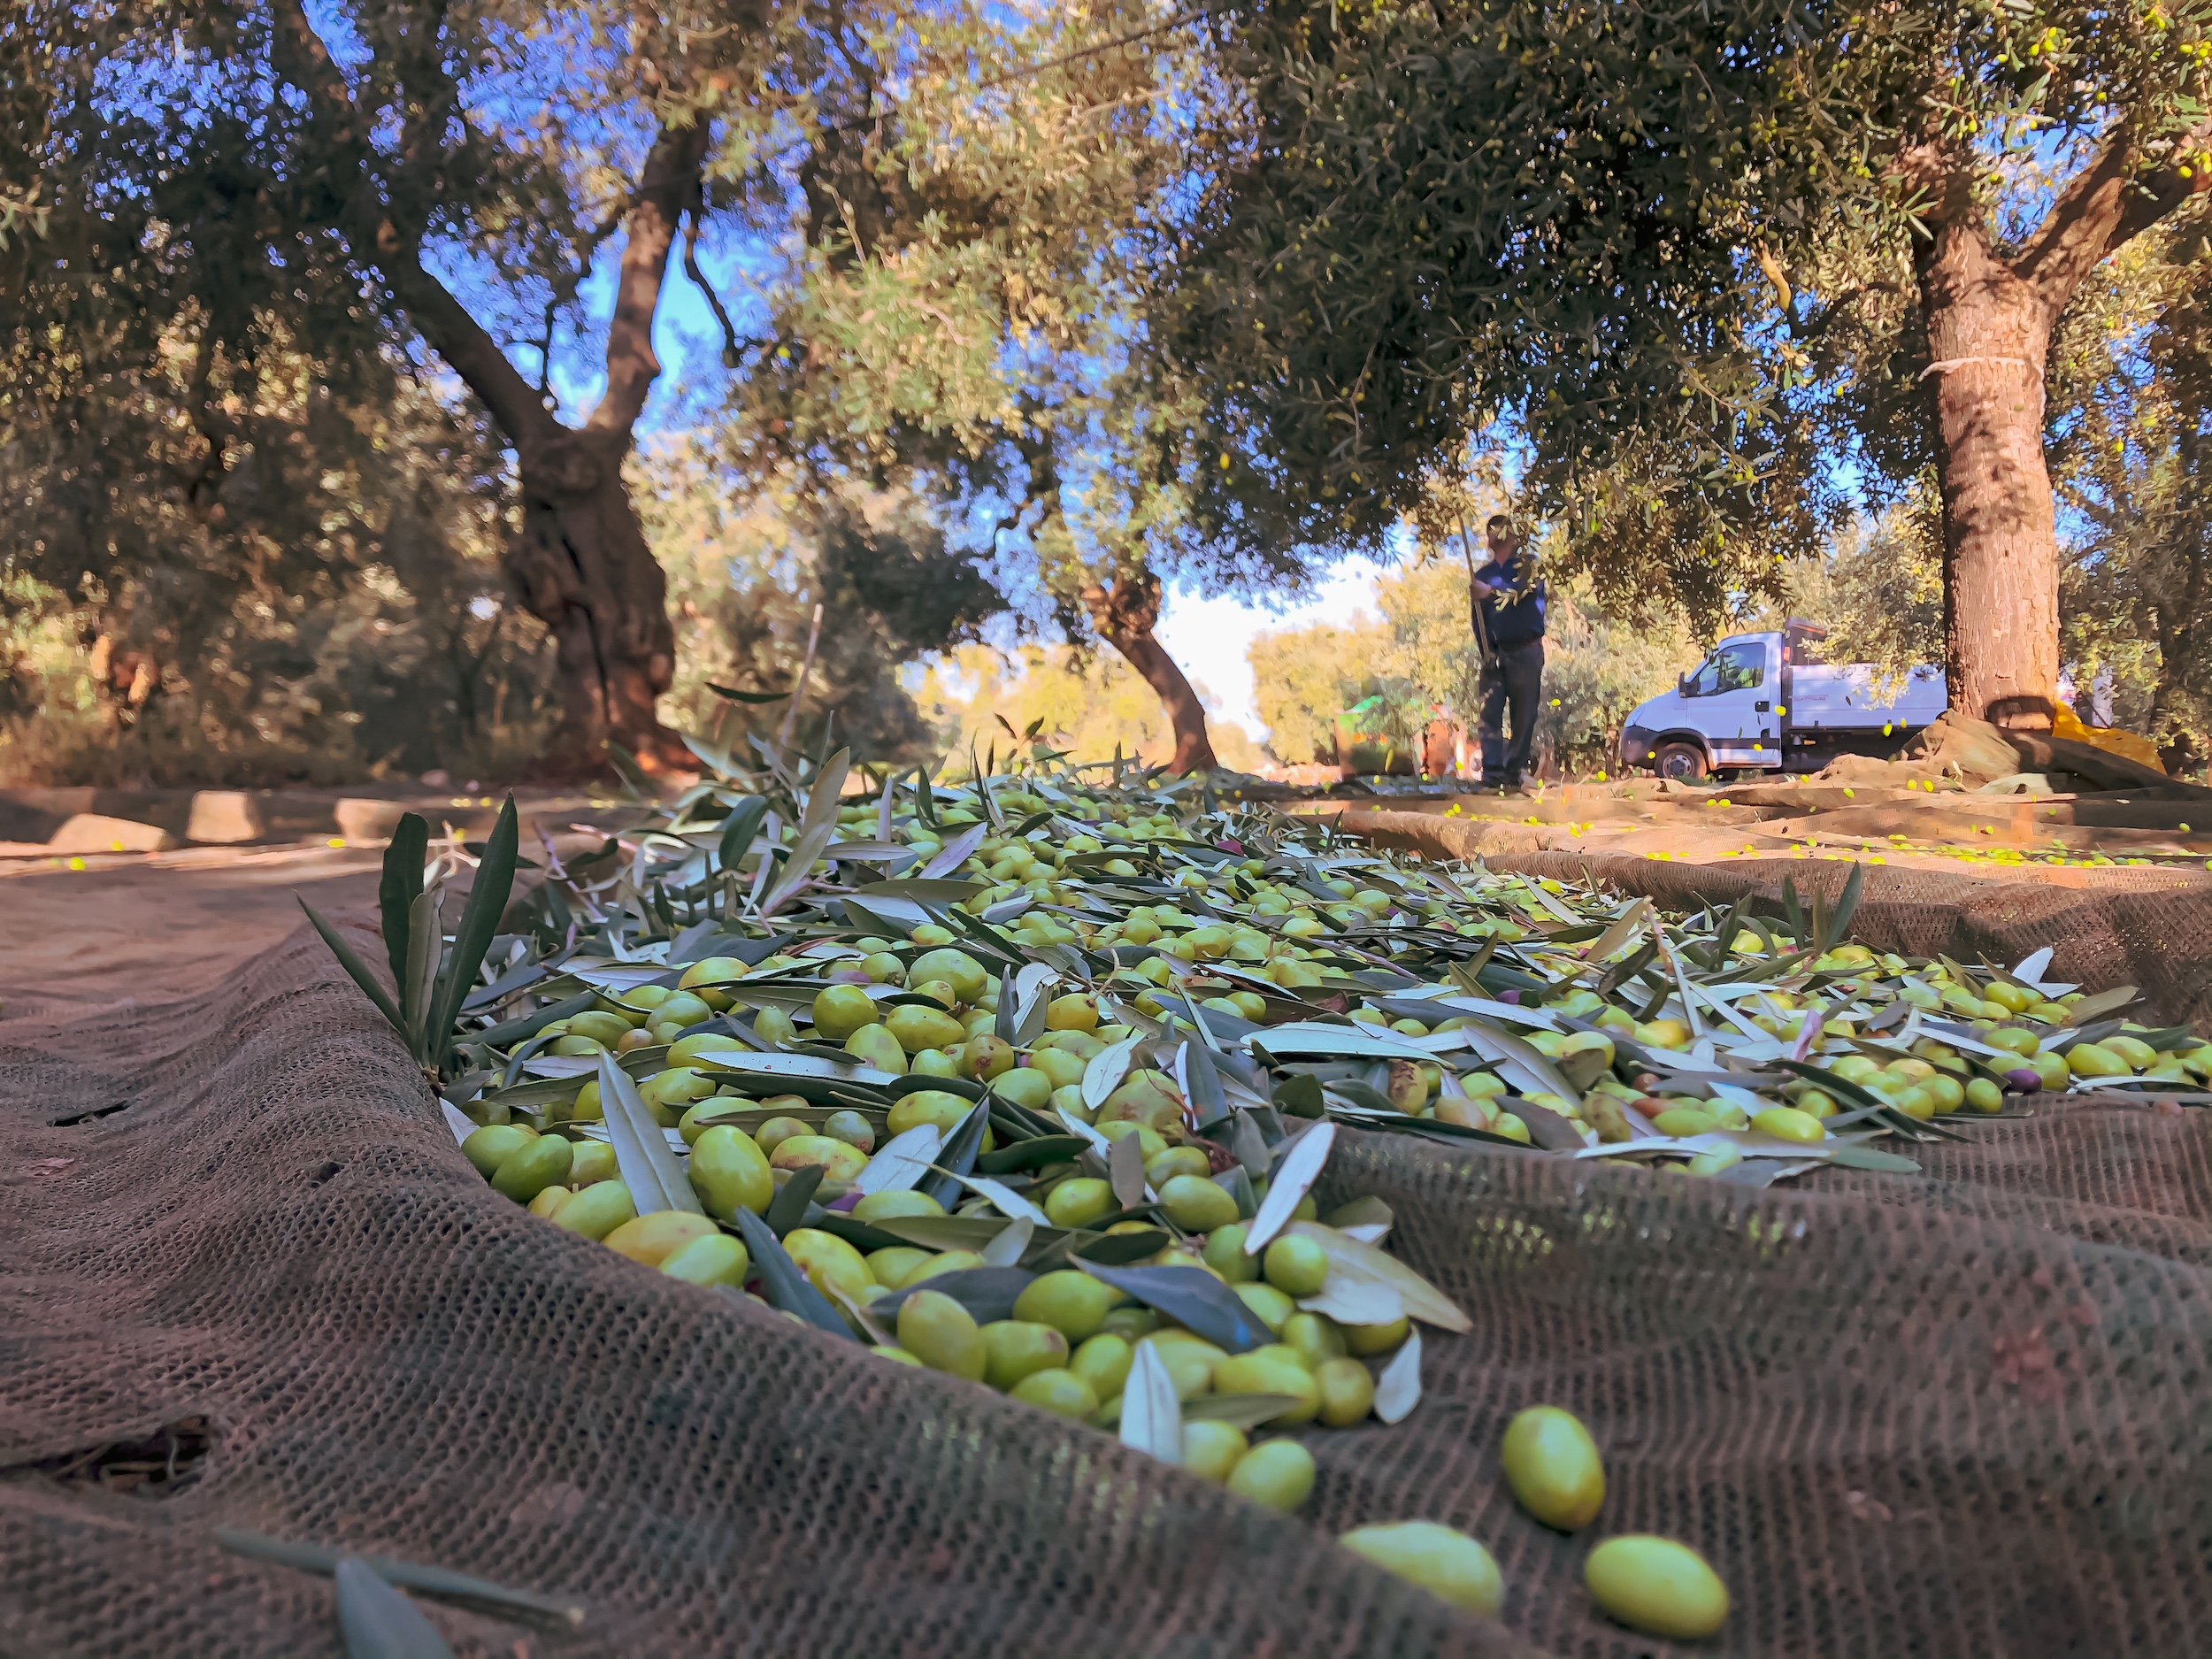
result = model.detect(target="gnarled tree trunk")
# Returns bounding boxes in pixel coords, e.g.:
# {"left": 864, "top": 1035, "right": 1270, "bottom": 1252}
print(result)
{"left": 1082, "top": 570, "right": 1217, "bottom": 773}
{"left": 503, "top": 430, "right": 680, "bottom": 776}
{"left": 273, "top": 1, "right": 703, "bottom": 778}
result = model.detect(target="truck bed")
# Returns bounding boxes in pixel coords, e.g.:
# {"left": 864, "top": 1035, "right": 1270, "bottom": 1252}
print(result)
{"left": 1789, "top": 664, "right": 1946, "bottom": 733}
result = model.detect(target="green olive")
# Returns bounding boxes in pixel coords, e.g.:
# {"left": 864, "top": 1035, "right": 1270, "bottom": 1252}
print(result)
{"left": 821, "top": 1109, "right": 876, "bottom": 1151}
{"left": 1583, "top": 1535, "right": 1729, "bottom": 1639}
{"left": 1652, "top": 1107, "right": 1718, "bottom": 1138}
{"left": 982, "top": 1320, "right": 1071, "bottom": 1392}
{"left": 853, "top": 1188, "right": 947, "bottom": 1223}
{"left": 490, "top": 1134, "right": 572, "bottom": 1202}
{"left": 1159, "top": 1174, "right": 1240, "bottom": 1233}
{"left": 872, "top": 1345, "right": 924, "bottom": 1366}
{"left": 2067, "top": 1041, "right": 2130, "bottom": 1079}
{"left": 845, "top": 1023, "right": 909, "bottom": 1073}
{"left": 1314, "top": 1356, "right": 1376, "bottom": 1426}
{"left": 565, "top": 1010, "right": 634, "bottom": 1046}
{"left": 906, "top": 1248, "right": 986, "bottom": 1282}
{"left": 1146, "top": 1147, "right": 1212, "bottom": 1184}
{"left": 752, "top": 1115, "right": 810, "bottom": 1156}
{"left": 1100, "top": 1305, "right": 1162, "bottom": 1342}
{"left": 992, "top": 1067, "right": 1053, "bottom": 1110}
{"left": 753, "top": 1006, "right": 799, "bottom": 1045}
{"left": 658, "top": 1231, "right": 750, "bottom": 1287}
{"left": 1339, "top": 1523, "right": 1502, "bottom": 1614}
{"left": 885, "top": 1003, "right": 966, "bottom": 1053}
{"left": 462, "top": 1123, "right": 538, "bottom": 1178}
{"left": 550, "top": 1179, "right": 636, "bottom": 1240}
{"left": 1044, "top": 993, "right": 1100, "bottom": 1032}
{"left": 676, "top": 956, "right": 746, "bottom": 1008}
{"left": 1180, "top": 1418, "right": 1249, "bottom": 1481}
{"left": 1044, "top": 1178, "right": 1116, "bottom": 1229}
{"left": 769, "top": 1135, "right": 869, "bottom": 1183}
{"left": 812, "top": 983, "right": 880, "bottom": 1041}
{"left": 1010, "top": 1367, "right": 1099, "bottom": 1419}
{"left": 866, "top": 1247, "right": 935, "bottom": 1288}
{"left": 887, "top": 1089, "right": 976, "bottom": 1137}
{"left": 1501, "top": 1405, "right": 1605, "bottom": 1530}
{"left": 1145, "top": 1332, "right": 1225, "bottom": 1400}
{"left": 785, "top": 1228, "right": 874, "bottom": 1304}
{"left": 1225, "top": 1440, "right": 1317, "bottom": 1513}
{"left": 1202, "top": 1224, "right": 1261, "bottom": 1283}
{"left": 897, "top": 1288, "right": 986, "bottom": 1380}
{"left": 908, "top": 949, "right": 989, "bottom": 1003}
{"left": 1069, "top": 1333, "right": 1133, "bottom": 1400}
{"left": 1027, "top": 1046, "right": 1089, "bottom": 1089}
{"left": 687, "top": 1125, "right": 773, "bottom": 1219}
{"left": 603, "top": 1211, "right": 717, "bottom": 1267}
{"left": 1341, "top": 1313, "right": 1409, "bottom": 1356}
{"left": 1011, "top": 1270, "right": 1117, "bottom": 1342}
{"left": 1096, "top": 1121, "right": 1171, "bottom": 1164}
{"left": 1279, "top": 1311, "right": 1348, "bottom": 1371}
{"left": 1210, "top": 1347, "right": 1320, "bottom": 1424}
{"left": 567, "top": 1140, "right": 618, "bottom": 1187}
{"left": 1096, "top": 1072, "right": 1185, "bottom": 1133}
{"left": 1233, "top": 1281, "right": 1296, "bottom": 1334}
{"left": 962, "top": 1034, "right": 1018, "bottom": 1080}
{"left": 1750, "top": 1105, "right": 1826, "bottom": 1142}
{"left": 1263, "top": 1233, "right": 1330, "bottom": 1296}
{"left": 1964, "top": 1076, "right": 2005, "bottom": 1112}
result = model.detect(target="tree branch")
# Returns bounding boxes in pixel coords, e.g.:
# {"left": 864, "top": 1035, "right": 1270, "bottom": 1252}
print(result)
{"left": 588, "top": 119, "right": 711, "bottom": 435}
{"left": 268, "top": 0, "right": 559, "bottom": 450}
{"left": 682, "top": 208, "right": 748, "bottom": 370}
{"left": 2017, "top": 116, "right": 2212, "bottom": 315}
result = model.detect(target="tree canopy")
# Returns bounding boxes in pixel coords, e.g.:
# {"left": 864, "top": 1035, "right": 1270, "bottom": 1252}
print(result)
{"left": 1164, "top": 0, "right": 2211, "bottom": 721}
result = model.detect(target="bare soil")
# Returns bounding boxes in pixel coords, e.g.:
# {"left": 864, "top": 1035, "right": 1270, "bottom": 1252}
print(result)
{"left": 0, "top": 842, "right": 387, "bottom": 1019}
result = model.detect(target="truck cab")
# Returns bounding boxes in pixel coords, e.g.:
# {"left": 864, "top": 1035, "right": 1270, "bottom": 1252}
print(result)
{"left": 1617, "top": 621, "right": 1947, "bottom": 780}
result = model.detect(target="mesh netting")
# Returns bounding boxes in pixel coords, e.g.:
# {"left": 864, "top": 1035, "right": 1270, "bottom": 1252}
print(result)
{"left": 5, "top": 898, "right": 2211, "bottom": 1657}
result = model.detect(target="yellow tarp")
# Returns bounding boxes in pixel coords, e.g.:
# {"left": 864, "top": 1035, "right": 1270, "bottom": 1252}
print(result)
{"left": 2055, "top": 703, "right": 2165, "bottom": 773}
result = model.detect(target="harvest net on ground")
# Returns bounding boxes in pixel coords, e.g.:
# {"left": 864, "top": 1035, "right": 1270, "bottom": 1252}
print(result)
{"left": 5, "top": 741, "right": 2210, "bottom": 1656}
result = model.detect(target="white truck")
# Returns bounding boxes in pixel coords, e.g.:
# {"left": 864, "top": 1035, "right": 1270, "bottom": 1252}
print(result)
{"left": 1617, "top": 620, "right": 1947, "bottom": 781}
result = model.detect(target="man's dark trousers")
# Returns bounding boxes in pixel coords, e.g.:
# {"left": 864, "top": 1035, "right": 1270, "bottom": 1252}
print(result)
{"left": 1478, "top": 639, "right": 1544, "bottom": 786}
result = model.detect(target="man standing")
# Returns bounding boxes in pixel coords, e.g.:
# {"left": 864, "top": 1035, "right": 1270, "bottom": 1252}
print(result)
{"left": 1468, "top": 513, "right": 1546, "bottom": 793}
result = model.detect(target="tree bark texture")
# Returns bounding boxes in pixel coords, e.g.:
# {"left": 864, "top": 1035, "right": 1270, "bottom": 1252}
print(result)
{"left": 1903, "top": 129, "right": 2210, "bottom": 729}
{"left": 1914, "top": 219, "right": 2061, "bottom": 726}
{"left": 503, "top": 430, "right": 680, "bottom": 777}
{"left": 1082, "top": 571, "right": 1218, "bottom": 773}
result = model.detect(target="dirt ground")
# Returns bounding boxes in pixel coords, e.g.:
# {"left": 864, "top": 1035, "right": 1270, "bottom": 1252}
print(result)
{"left": 12, "top": 770, "right": 2210, "bottom": 1024}
{"left": 0, "top": 842, "right": 388, "bottom": 1020}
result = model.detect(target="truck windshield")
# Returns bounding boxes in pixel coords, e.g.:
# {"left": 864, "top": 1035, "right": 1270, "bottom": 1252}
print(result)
{"left": 1686, "top": 642, "right": 1765, "bottom": 696}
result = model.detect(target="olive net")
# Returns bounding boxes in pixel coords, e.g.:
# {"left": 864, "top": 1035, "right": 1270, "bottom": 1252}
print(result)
{"left": 5, "top": 892, "right": 2210, "bottom": 1658}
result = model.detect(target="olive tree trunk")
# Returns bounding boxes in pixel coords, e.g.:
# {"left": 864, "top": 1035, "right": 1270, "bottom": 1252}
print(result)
{"left": 1082, "top": 570, "right": 1218, "bottom": 773}
{"left": 274, "top": 2, "right": 703, "bottom": 776}
{"left": 1902, "top": 133, "right": 2209, "bottom": 729}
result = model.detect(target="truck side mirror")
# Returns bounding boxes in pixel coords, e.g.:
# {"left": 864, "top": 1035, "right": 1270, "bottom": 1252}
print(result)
{"left": 1678, "top": 673, "right": 1691, "bottom": 696}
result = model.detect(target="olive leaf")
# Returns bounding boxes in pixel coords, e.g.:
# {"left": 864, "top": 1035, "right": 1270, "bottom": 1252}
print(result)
{"left": 1285, "top": 1222, "right": 1469, "bottom": 1333}
{"left": 334, "top": 1557, "right": 454, "bottom": 1659}
{"left": 1373, "top": 1329, "right": 1424, "bottom": 1425}
{"left": 1244, "top": 1120, "right": 1335, "bottom": 1255}
{"left": 595, "top": 1052, "right": 702, "bottom": 1217}
{"left": 1074, "top": 1260, "right": 1267, "bottom": 1353}
{"left": 1119, "top": 1339, "right": 1183, "bottom": 1463}
{"left": 215, "top": 1530, "right": 584, "bottom": 1628}
{"left": 731, "top": 1209, "right": 851, "bottom": 1337}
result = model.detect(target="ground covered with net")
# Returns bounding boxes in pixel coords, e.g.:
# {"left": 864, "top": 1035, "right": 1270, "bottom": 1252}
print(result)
{"left": 5, "top": 895, "right": 2210, "bottom": 1657}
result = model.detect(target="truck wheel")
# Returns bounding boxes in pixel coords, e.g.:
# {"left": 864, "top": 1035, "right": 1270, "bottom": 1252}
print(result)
{"left": 1653, "top": 742, "right": 1708, "bottom": 782}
